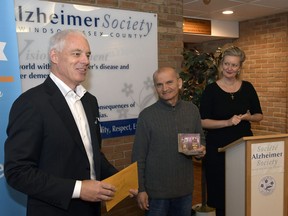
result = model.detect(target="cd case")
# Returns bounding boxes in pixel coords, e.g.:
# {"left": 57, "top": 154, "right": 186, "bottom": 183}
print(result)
{"left": 178, "top": 133, "right": 202, "bottom": 155}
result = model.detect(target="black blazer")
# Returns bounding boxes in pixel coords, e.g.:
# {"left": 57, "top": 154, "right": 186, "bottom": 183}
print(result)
{"left": 4, "top": 77, "right": 117, "bottom": 216}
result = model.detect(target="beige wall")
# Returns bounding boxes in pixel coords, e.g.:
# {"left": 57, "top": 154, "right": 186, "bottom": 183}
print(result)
{"left": 235, "top": 12, "right": 288, "bottom": 135}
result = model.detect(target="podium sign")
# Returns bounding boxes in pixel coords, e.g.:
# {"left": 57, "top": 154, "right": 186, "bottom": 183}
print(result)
{"left": 219, "top": 134, "right": 288, "bottom": 216}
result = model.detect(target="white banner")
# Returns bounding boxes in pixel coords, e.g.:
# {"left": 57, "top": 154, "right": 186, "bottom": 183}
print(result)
{"left": 15, "top": 0, "right": 158, "bottom": 138}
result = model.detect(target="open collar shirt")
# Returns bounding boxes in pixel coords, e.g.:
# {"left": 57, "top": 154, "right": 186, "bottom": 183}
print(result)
{"left": 50, "top": 72, "right": 96, "bottom": 198}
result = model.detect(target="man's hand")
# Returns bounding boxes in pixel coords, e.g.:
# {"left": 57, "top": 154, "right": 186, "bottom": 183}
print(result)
{"left": 80, "top": 180, "right": 116, "bottom": 202}
{"left": 129, "top": 189, "right": 138, "bottom": 198}
{"left": 137, "top": 191, "right": 149, "bottom": 210}
{"left": 194, "top": 145, "right": 206, "bottom": 159}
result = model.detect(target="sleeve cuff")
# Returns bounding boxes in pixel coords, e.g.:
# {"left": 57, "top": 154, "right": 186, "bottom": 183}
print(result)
{"left": 72, "top": 180, "right": 82, "bottom": 198}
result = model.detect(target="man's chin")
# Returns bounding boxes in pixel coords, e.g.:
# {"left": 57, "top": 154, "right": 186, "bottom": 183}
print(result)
{"left": 161, "top": 94, "right": 173, "bottom": 100}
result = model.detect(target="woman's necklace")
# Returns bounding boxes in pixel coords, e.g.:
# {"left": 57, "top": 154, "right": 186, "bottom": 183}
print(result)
{"left": 220, "top": 79, "right": 238, "bottom": 100}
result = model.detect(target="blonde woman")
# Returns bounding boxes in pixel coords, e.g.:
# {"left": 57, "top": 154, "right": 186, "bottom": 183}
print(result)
{"left": 199, "top": 46, "right": 263, "bottom": 216}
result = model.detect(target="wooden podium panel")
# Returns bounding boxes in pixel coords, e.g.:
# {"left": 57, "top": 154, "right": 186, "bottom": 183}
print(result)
{"left": 219, "top": 134, "right": 288, "bottom": 216}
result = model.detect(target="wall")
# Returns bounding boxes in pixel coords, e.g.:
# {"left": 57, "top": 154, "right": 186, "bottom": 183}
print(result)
{"left": 235, "top": 12, "right": 288, "bottom": 135}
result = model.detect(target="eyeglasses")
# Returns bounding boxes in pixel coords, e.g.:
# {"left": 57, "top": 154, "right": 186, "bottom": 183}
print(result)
{"left": 223, "top": 62, "right": 239, "bottom": 69}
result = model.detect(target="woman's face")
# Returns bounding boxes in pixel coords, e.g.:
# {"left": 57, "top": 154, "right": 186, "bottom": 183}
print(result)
{"left": 221, "top": 55, "right": 241, "bottom": 79}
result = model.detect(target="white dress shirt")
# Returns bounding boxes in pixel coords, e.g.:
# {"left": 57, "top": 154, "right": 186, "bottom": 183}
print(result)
{"left": 50, "top": 73, "right": 96, "bottom": 198}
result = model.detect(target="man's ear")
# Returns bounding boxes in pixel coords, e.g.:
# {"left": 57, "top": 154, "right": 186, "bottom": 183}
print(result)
{"left": 50, "top": 49, "right": 58, "bottom": 64}
{"left": 178, "top": 77, "right": 183, "bottom": 89}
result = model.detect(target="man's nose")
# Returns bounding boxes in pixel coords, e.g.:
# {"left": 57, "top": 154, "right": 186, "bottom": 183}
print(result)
{"left": 162, "top": 84, "right": 169, "bottom": 91}
{"left": 81, "top": 54, "right": 90, "bottom": 64}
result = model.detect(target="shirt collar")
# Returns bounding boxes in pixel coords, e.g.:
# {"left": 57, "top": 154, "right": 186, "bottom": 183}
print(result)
{"left": 49, "top": 72, "right": 87, "bottom": 98}
{"left": 158, "top": 98, "right": 182, "bottom": 109}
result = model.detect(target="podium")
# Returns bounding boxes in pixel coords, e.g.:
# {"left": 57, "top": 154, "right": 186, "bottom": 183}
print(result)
{"left": 218, "top": 134, "right": 288, "bottom": 216}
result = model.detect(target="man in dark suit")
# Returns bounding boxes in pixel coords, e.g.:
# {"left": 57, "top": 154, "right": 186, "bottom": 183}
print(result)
{"left": 4, "top": 29, "right": 134, "bottom": 216}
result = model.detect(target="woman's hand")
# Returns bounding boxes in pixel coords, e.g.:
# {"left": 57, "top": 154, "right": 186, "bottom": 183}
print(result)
{"left": 228, "top": 115, "right": 242, "bottom": 126}
{"left": 241, "top": 110, "right": 263, "bottom": 122}
{"left": 240, "top": 110, "right": 251, "bottom": 121}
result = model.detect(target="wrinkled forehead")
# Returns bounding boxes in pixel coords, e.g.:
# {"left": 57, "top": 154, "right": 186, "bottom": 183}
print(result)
{"left": 153, "top": 68, "right": 178, "bottom": 82}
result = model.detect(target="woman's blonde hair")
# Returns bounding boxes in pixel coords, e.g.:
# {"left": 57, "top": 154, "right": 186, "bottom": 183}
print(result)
{"left": 218, "top": 46, "right": 246, "bottom": 79}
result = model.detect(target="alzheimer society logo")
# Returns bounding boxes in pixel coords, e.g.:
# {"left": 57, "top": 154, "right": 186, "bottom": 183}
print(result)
{"left": 258, "top": 176, "right": 276, "bottom": 195}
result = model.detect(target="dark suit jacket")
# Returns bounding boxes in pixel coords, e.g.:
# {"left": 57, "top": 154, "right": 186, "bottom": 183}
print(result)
{"left": 4, "top": 77, "right": 118, "bottom": 216}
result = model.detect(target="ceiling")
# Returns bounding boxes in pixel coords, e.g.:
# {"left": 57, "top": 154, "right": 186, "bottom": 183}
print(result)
{"left": 183, "top": 0, "right": 288, "bottom": 43}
